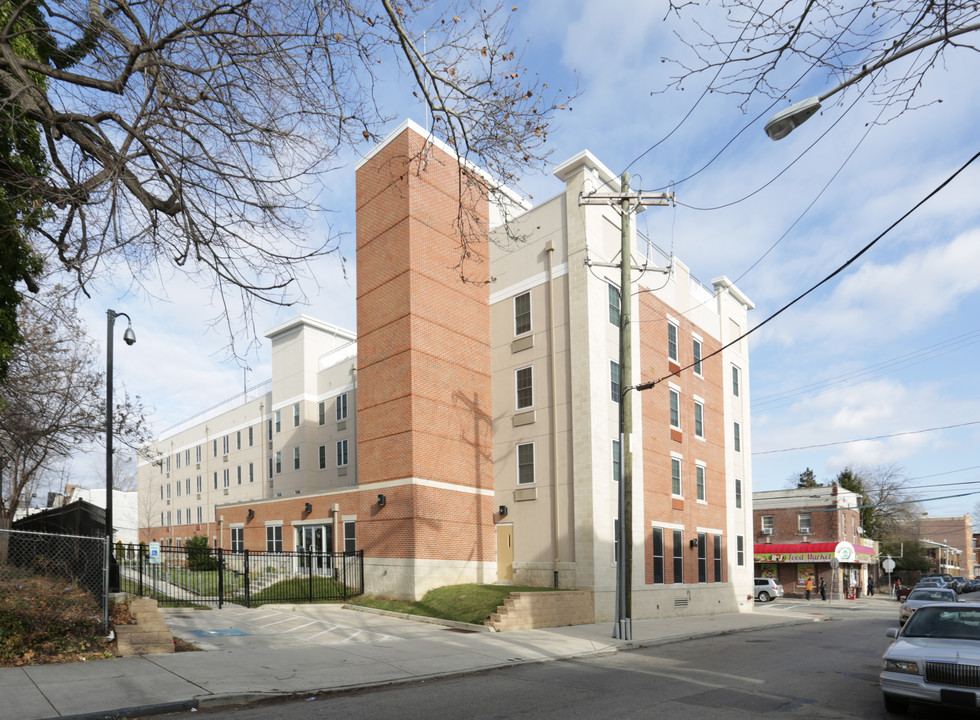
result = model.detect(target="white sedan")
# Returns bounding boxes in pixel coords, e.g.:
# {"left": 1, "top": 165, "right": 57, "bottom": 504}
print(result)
{"left": 881, "top": 603, "right": 980, "bottom": 714}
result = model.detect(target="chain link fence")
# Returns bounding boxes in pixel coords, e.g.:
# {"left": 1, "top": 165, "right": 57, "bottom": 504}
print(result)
{"left": 0, "top": 528, "right": 109, "bottom": 630}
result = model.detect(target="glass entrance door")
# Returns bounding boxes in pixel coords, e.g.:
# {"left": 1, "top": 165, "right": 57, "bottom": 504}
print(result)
{"left": 296, "top": 525, "right": 333, "bottom": 571}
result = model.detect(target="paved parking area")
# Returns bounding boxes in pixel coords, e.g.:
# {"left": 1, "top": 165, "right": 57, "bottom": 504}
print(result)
{"left": 163, "top": 604, "right": 400, "bottom": 650}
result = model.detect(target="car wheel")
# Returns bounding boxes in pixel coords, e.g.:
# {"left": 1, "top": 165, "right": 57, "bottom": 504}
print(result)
{"left": 883, "top": 694, "right": 909, "bottom": 715}
{"left": 758, "top": 591, "right": 770, "bottom": 602}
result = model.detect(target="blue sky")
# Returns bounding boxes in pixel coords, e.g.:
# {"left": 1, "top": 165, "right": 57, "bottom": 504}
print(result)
{"left": 71, "top": 2, "right": 980, "bottom": 518}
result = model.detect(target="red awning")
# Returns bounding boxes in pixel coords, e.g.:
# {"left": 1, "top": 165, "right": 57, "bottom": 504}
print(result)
{"left": 754, "top": 543, "right": 874, "bottom": 554}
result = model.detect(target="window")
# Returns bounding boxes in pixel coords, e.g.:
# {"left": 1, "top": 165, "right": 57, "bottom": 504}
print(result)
{"left": 733, "top": 421, "right": 741, "bottom": 452}
{"left": 166, "top": 456, "right": 171, "bottom": 472}
{"left": 669, "top": 388, "right": 680, "bottom": 428}
{"left": 732, "top": 364, "right": 740, "bottom": 397}
{"left": 736, "top": 535, "right": 745, "bottom": 566}
{"left": 185, "top": 449, "right": 190, "bottom": 466}
{"left": 267, "top": 419, "right": 273, "bottom": 441}
{"left": 196, "top": 475, "right": 202, "bottom": 493}
{"left": 515, "top": 367, "right": 533, "bottom": 409}
{"left": 222, "top": 435, "right": 229, "bottom": 454}
{"left": 197, "top": 506, "right": 202, "bottom": 523}
{"left": 231, "top": 527, "right": 244, "bottom": 553}
{"left": 166, "top": 484, "right": 171, "bottom": 499}
{"left": 336, "top": 440, "right": 349, "bottom": 467}
{"left": 293, "top": 403, "right": 300, "bottom": 427}
{"left": 318, "top": 401, "right": 326, "bottom": 425}
{"left": 693, "top": 337, "right": 702, "bottom": 375}
{"left": 336, "top": 393, "right": 348, "bottom": 421}
{"left": 213, "top": 472, "right": 218, "bottom": 490}
{"left": 608, "top": 283, "right": 620, "bottom": 326}
{"left": 713, "top": 535, "right": 722, "bottom": 582}
{"left": 318, "top": 445, "right": 326, "bottom": 470}
{"left": 671, "top": 456, "right": 682, "bottom": 496}
{"left": 185, "top": 477, "right": 191, "bottom": 495}
{"left": 344, "top": 520, "right": 356, "bottom": 553}
{"left": 167, "top": 511, "right": 172, "bottom": 526}
{"left": 275, "top": 410, "right": 281, "bottom": 433}
{"left": 266, "top": 525, "right": 283, "bottom": 552}
{"left": 735, "top": 478, "right": 742, "bottom": 509}
{"left": 798, "top": 512, "right": 812, "bottom": 535}
{"left": 517, "top": 443, "right": 535, "bottom": 485}
{"left": 612, "top": 439, "right": 621, "bottom": 482}
{"left": 196, "top": 445, "right": 202, "bottom": 463}
{"left": 667, "top": 322, "right": 678, "bottom": 362}
{"left": 514, "top": 291, "right": 531, "bottom": 335}
{"left": 653, "top": 528, "right": 665, "bottom": 584}
{"left": 248, "top": 426, "right": 254, "bottom": 447}
{"left": 268, "top": 457, "right": 273, "bottom": 479}
{"left": 236, "top": 431, "right": 242, "bottom": 450}
{"left": 248, "top": 463, "right": 254, "bottom": 483}
{"left": 697, "top": 532, "right": 707, "bottom": 583}
{"left": 694, "top": 400, "right": 704, "bottom": 438}
{"left": 236, "top": 466, "right": 242, "bottom": 485}
{"left": 672, "top": 530, "right": 683, "bottom": 583}
{"left": 176, "top": 481, "right": 181, "bottom": 497}
{"left": 762, "top": 515, "right": 774, "bottom": 534}
{"left": 223, "top": 469, "right": 230, "bottom": 487}
{"left": 696, "top": 464, "right": 706, "bottom": 501}
{"left": 213, "top": 439, "right": 218, "bottom": 457}
{"left": 176, "top": 453, "right": 181, "bottom": 469}
{"left": 610, "top": 361, "right": 621, "bottom": 403}
{"left": 275, "top": 451, "right": 282, "bottom": 474}
{"left": 160, "top": 512, "right": 164, "bottom": 526}
{"left": 293, "top": 446, "right": 301, "bottom": 470}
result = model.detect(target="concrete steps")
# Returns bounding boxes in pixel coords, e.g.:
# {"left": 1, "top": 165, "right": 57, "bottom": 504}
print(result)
{"left": 114, "top": 598, "right": 174, "bottom": 656}
{"left": 487, "top": 590, "right": 594, "bottom": 631}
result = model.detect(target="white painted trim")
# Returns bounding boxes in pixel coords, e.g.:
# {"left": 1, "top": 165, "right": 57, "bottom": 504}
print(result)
{"left": 489, "top": 263, "right": 569, "bottom": 305}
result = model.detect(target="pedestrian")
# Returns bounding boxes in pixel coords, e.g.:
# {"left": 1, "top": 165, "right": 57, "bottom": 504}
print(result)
{"left": 820, "top": 578, "right": 827, "bottom": 601}
{"left": 867, "top": 578, "right": 875, "bottom": 597}
{"left": 805, "top": 576, "right": 813, "bottom": 601}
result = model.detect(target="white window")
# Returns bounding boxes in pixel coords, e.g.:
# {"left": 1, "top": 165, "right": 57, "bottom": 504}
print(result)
{"left": 212, "top": 439, "right": 218, "bottom": 457}
{"left": 736, "top": 535, "right": 745, "bottom": 566}
{"left": 517, "top": 443, "right": 535, "bottom": 485}
{"left": 734, "top": 421, "right": 741, "bottom": 452}
{"left": 195, "top": 445, "right": 202, "bottom": 463}
{"left": 275, "top": 410, "right": 281, "bottom": 433}
{"left": 275, "top": 451, "right": 282, "bottom": 474}
{"left": 608, "top": 283, "right": 620, "bottom": 326}
{"left": 248, "top": 463, "right": 254, "bottom": 483}
{"left": 213, "top": 472, "right": 218, "bottom": 489}
{"left": 293, "top": 446, "right": 301, "bottom": 470}
{"left": 236, "top": 431, "right": 241, "bottom": 450}
{"left": 337, "top": 393, "right": 348, "bottom": 421}
{"left": 176, "top": 481, "right": 181, "bottom": 497}
{"left": 176, "top": 453, "right": 181, "bottom": 469}
{"left": 185, "top": 477, "right": 190, "bottom": 495}
{"left": 336, "top": 440, "right": 349, "bottom": 467}
{"left": 610, "top": 361, "right": 621, "bottom": 403}
{"left": 293, "top": 402, "right": 300, "bottom": 427}
{"left": 799, "top": 512, "right": 812, "bottom": 535}
{"left": 236, "top": 466, "right": 242, "bottom": 485}
{"left": 516, "top": 367, "right": 533, "bottom": 409}
{"left": 696, "top": 463, "right": 706, "bottom": 502}
{"left": 735, "top": 478, "right": 742, "bottom": 509}
{"left": 231, "top": 527, "right": 244, "bottom": 553}
{"left": 669, "top": 388, "right": 680, "bottom": 429}
{"left": 732, "top": 364, "right": 740, "bottom": 397}
{"left": 693, "top": 336, "right": 703, "bottom": 375}
{"left": 222, "top": 435, "right": 229, "bottom": 454}
{"left": 612, "top": 439, "right": 621, "bottom": 482}
{"left": 318, "top": 445, "right": 326, "bottom": 470}
{"left": 514, "top": 292, "right": 531, "bottom": 335}
{"left": 248, "top": 426, "right": 254, "bottom": 447}
{"left": 196, "top": 475, "right": 202, "bottom": 493}
{"left": 197, "top": 506, "right": 203, "bottom": 524}
{"left": 266, "top": 525, "right": 283, "bottom": 552}
{"left": 667, "top": 321, "right": 678, "bottom": 362}
{"left": 344, "top": 520, "right": 356, "bottom": 553}
{"left": 762, "top": 515, "right": 774, "bottom": 534}
{"left": 223, "top": 468, "right": 230, "bottom": 487}
{"left": 671, "top": 456, "right": 682, "bottom": 496}
{"left": 694, "top": 400, "right": 704, "bottom": 438}
{"left": 318, "top": 401, "right": 326, "bottom": 425}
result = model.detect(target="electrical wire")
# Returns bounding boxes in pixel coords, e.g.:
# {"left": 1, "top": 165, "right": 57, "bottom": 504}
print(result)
{"left": 752, "top": 419, "right": 980, "bottom": 456}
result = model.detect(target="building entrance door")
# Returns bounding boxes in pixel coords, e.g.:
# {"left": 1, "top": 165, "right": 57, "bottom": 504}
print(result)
{"left": 497, "top": 524, "right": 514, "bottom": 582}
{"left": 296, "top": 524, "right": 333, "bottom": 571}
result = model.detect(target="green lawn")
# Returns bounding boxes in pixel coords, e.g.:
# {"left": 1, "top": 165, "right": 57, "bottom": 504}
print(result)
{"left": 347, "top": 584, "right": 558, "bottom": 626}
{"left": 231, "top": 575, "right": 353, "bottom": 606}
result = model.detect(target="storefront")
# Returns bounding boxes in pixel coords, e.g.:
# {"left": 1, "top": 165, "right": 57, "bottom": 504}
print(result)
{"left": 754, "top": 542, "right": 876, "bottom": 599}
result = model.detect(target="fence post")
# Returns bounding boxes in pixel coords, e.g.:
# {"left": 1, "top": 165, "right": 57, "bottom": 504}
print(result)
{"left": 244, "top": 550, "right": 250, "bottom": 608}
{"left": 308, "top": 548, "right": 314, "bottom": 602}
{"left": 217, "top": 546, "right": 224, "bottom": 609}
{"left": 103, "top": 537, "right": 110, "bottom": 633}
{"left": 138, "top": 544, "right": 144, "bottom": 596}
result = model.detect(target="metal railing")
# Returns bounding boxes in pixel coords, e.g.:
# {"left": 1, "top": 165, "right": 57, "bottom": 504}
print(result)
{"left": 116, "top": 544, "right": 363, "bottom": 607}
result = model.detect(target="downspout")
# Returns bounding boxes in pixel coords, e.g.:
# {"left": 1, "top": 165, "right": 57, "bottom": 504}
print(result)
{"left": 546, "top": 240, "right": 560, "bottom": 588}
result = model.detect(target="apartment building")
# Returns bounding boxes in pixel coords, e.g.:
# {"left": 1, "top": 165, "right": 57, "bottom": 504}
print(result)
{"left": 915, "top": 514, "right": 973, "bottom": 577}
{"left": 138, "top": 120, "right": 755, "bottom": 619}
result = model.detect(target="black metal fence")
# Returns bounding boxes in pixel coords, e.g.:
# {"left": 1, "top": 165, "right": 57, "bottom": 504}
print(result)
{"left": 117, "top": 544, "right": 364, "bottom": 608}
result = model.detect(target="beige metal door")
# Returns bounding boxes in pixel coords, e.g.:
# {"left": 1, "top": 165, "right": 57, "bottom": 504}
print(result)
{"left": 497, "top": 525, "right": 514, "bottom": 582}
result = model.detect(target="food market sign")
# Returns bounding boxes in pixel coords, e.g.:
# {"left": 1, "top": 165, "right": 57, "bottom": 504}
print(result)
{"left": 834, "top": 541, "right": 855, "bottom": 562}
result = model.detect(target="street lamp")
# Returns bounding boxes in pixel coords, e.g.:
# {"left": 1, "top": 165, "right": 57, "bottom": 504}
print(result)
{"left": 106, "top": 309, "right": 135, "bottom": 584}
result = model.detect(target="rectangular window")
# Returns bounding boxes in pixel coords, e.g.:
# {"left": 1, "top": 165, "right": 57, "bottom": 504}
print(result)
{"left": 697, "top": 532, "right": 707, "bottom": 583}
{"left": 762, "top": 515, "right": 774, "bottom": 534}
{"left": 223, "top": 468, "right": 230, "bottom": 487}
{"left": 517, "top": 442, "right": 535, "bottom": 485}
{"left": 515, "top": 367, "right": 533, "bottom": 409}
{"left": 222, "top": 435, "right": 229, "bottom": 454}
{"left": 735, "top": 478, "right": 742, "bottom": 509}
{"left": 693, "top": 337, "right": 703, "bottom": 375}
{"left": 176, "top": 481, "right": 181, "bottom": 497}
{"left": 318, "top": 445, "right": 326, "bottom": 470}
{"left": 344, "top": 520, "right": 356, "bottom": 553}
{"left": 667, "top": 322, "right": 678, "bottom": 362}
{"left": 736, "top": 535, "right": 745, "bottom": 566}
{"left": 196, "top": 475, "right": 202, "bottom": 493}
{"left": 275, "top": 410, "right": 281, "bottom": 433}
{"left": 268, "top": 457, "right": 273, "bottom": 479}
{"left": 653, "top": 528, "right": 665, "bottom": 584}
{"left": 732, "top": 364, "right": 740, "bottom": 397}
{"left": 694, "top": 400, "right": 704, "bottom": 438}
{"left": 166, "top": 456, "right": 171, "bottom": 472}
{"left": 293, "top": 446, "right": 301, "bottom": 470}
{"left": 612, "top": 439, "right": 621, "bottom": 482}
{"left": 267, "top": 419, "right": 273, "bottom": 441}
{"left": 514, "top": 291, "right": 531, "bottom": 335}
{"left": 672, "top": 529, "right": 683, "bottom": 583}
{"left": 696, "top": 464, "right": 706, "bottom": 501}
{"left": 248, "top": 426, "right": 254, "bottom": 447}
{"left": 166, "top": 511, "right": 171, "bottom": 526}
{"left": 293, "top": 403, "right": 300, "bottom": 427}
{"left": 266, "top": 525, "right": 283, "bottom": 552}
{"left": 236, "top": 466, "right": 242, "bottom": 485}
{"left": 799, "top": 512, "right": 812, "bottom": 535}
{"left": 213, "top": 472, "right": 218, "bottom": 490}
{"left": 336, "top": 393, "right": 348, "bottom": 421}
{"left": 733, "top": 421, "right": 741, "bottom": 452}
{"left": 160, "top": 512, "right": 164, "bottom": 526}
{"left": 231, "top": 528, "right": 244, "bottom": 553}
{"left": 160, "top": 486, "right": 163, "bottom": 500}
{"left": 176, "top": 453, "right": 181, "bottom": 469}
{"left": 336, "top": 440, "right": 349, "bottom": 467}
{"left": 213, "top": 439, "right": 218, "bottom": 457}
{"left": 318, "top": 401, "right": 326, "bottom": 425}
{"left": 610, "top": 361, "right": 621, "bottom": 403}
{"left": 671, "top": 456, "right": 682, "bottom": 496}
{"left": 196, "top": 445, "right": 202, "bottom": 463}
{"left": 669, "top": 388, "right": 680, "bottom": 428}
{"left": 185, "top": 449, "right": 190, "bottom": 466}
{"left": 275, "top": 451, "right": 282, "bottom": 474}
{"left": 713, "top": 535, "right": 722, "bottom": 582}
{"left": 248, "top": 463, "right": 254, "bottom": 483}
{"left": 185, "top": 477, "right": 190, "bottom": 495}
{"left": 166, "top": 484, "right": 171, "bottom": 499}
{"left": 608, "top": 283, "right": 620, "bottom": 326}
{"left": 197, "top": 506, "right": 202, "bottom": 524}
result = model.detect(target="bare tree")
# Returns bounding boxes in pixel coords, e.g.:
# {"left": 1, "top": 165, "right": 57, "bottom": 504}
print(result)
{"left": 0, "top": 288, "right": 150, "bottom": 530}
{"left": 1, "top": 0, "right": 572, "bottom": 354}
{"left": 662, "top": 0, "right": 980, "bottom": 115}
{"left": 853, "top": 463, "right": 920, "bottom": 539}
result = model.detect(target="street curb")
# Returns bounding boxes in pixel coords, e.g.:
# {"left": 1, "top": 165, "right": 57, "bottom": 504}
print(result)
{"left": 48, "top": 699, "right": 198, "bottom": 720}
{"left": 340, "top": 603, "right": 497, "bottom": 632}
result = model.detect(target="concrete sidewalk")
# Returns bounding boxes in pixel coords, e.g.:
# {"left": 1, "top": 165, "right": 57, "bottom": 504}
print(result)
{"left": 1, "top": 598, "right": 891, "bottom": 720}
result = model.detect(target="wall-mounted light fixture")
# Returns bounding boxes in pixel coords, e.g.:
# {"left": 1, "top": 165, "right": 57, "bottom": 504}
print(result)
{"left": 304, "top": 502, "right": 313, "bottom": 513}
{"left": 689, "top": 538, "right": 698, "bottom": 549}
{"left": 499, "top": 505, "right": 508, "bottom": 517}
{"left": 377, "top": 494, "right": 386, "bottom": 507}
{"left": 247, "top": 509, "right": 254, "bottom": 519}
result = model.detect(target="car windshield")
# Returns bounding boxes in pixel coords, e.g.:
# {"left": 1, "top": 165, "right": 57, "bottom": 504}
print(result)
{"left": 903, "top": 607, "right": 980, "bottom": 639}
{"left": 907, "top": 590, "right": 955, "bottom": 602}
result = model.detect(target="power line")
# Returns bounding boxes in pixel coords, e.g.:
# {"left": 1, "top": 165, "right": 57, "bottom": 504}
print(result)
{"left": 753, "top": 420, "right": 980, "bottom": 456}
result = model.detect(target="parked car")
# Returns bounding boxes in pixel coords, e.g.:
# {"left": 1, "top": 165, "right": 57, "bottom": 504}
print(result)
{"left": 914, "top": 578, "right": 947, "bottom": 590}
{"left": 754, "top": 577, "right": 784, "bottom": 602}
{"left": 950, "top": 576, "right": 969, "bottom": 594}
{"left": 899, "top": 588, "right": 958, "bottom": 624}
{"left": 881, "top": 603, "right": 980, "bottom": 714}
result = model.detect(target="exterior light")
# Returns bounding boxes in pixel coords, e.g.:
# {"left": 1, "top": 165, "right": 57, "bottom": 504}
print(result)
{"left": 377, "top": 494, "right": 386, "bottom": 507}
{"left": 247, "top": 509, "right": 255, "bottom": 519}
{"left": 304, "top": 502, "right": 313, "bottom": 513}
{"left": 499, "top": 505, "right": 508, "bottom": 517}
{"left": 106, "top": 309, "right": 135, "bottom": 594}
{"left": 764, "top": 97, "right": 822, "bottom": 140}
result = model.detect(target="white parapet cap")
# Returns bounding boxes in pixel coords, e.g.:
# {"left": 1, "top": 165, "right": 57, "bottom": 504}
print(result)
{"left": 354, "top": 118, "right": 531, "bottom": 212}
{"left": 553, "top": 149, "right": 618, "bottom": 188}
{"left": 264, "top": 314, "right": 356, "bottom": 343}
{"left": 712, "top": 275, "right": 755, "bottom": 310}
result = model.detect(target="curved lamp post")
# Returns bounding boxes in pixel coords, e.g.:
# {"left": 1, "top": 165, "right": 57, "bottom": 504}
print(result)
{"left": 106, "top": 309, "right": 135, "bottom": 585}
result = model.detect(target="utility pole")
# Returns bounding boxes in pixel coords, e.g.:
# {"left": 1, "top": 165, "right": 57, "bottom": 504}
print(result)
{"left": 581, "top": 174, "right": 672, "bottom": 640}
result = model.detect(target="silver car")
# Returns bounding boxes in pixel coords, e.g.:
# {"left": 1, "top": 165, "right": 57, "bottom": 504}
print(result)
{"left": 881, "top": 603, "right": 980, "bottom": 714}
{"left": 899, "top": 588, "right": 958, "bottom": 624}
{"left": 754, "top": 577, "right": 784, "bottom": 602}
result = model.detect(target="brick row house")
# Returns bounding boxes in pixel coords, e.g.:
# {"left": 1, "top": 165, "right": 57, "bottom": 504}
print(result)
{"left": 137, "top": 120, "right": 756, "bottom": 620}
